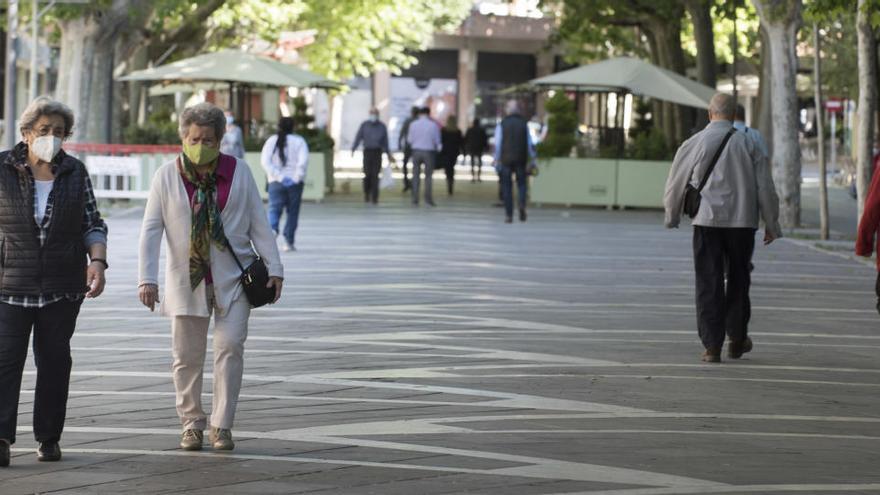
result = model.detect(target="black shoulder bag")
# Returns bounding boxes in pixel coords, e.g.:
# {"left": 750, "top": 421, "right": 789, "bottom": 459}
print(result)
{"left": 683, "top": 128, "right": 735, "bottom": 218}
{"left": 224, "top": 238, "right": 276, "bottom": 308}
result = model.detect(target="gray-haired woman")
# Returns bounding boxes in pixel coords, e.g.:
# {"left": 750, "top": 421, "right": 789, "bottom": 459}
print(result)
{"left": 0, "top": 97, "right": 108, "bottom": 467}
{"left": 138, "top": 102, "right": 283, "bottom": 452}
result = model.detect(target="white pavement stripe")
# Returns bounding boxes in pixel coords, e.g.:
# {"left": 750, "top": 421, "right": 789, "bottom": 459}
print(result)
{"left": 547, "top": 483, "right": 880, "bottom": 495}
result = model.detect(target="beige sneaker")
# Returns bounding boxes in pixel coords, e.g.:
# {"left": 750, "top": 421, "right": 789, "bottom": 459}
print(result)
{"left": 209, "top": 427, "right": 234, "bottom": 451}
{"left": 180, "top": 429, "right": 203, "bottom": 451}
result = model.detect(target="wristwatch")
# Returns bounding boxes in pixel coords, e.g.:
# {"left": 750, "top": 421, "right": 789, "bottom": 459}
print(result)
{"left": 90, "top": 257, "right": 109, "bottom": 269}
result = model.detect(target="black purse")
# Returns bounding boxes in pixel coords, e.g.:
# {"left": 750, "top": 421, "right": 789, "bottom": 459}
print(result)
{"left": 683, "top": 128, "right": 735, "bottom": 218}
{"left": 223, "top": 237, "right": 275, "bottom": 308}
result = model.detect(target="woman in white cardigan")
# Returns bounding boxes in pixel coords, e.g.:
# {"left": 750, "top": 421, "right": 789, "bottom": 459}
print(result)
{"left": 138, "top": 103, "right": 283, "bottom": 452}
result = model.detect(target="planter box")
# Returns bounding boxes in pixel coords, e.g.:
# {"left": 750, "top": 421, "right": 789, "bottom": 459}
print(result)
{"left": 244, "top": 151, "right": 327, "bottom": 202}
{"left": 531, "top": 158, "right": 617, "bottom": 207}
{"left": 615, "top": 160, "right": 671, "bottom": 208}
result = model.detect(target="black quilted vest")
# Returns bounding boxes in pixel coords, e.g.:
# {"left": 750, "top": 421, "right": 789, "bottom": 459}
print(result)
{"left": 0, "top": 146, "right": 88, "bottom": 295}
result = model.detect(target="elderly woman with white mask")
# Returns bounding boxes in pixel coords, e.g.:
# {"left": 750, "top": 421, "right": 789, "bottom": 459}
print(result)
{"left": 138, "top": 102, "right": 283, "bottom": 452}
{"left": 0, "top": 96, "right": 108, "bottom": 467}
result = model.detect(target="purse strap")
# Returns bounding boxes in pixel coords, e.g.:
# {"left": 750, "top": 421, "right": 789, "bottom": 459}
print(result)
{"left": 695, "top": 127, "right": 736, "bottom": 193}
{"left": 223, "top": 236, "right": 247, "bottom": 275}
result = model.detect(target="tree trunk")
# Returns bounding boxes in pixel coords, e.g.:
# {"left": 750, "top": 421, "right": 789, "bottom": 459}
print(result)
{"left": 856, "top": 0, "right": 877, "bottom": 221}
{"left": 814, "top": 23, "right": 829, "bottom": 240}
{"left": 755, "top": 26, "right": 773, "bottom": 155}
{"left": 646, "top": 15, "right": 690, "bottom": 146}
{"left": 685, "top": 0, "right": 717, "bottom": 131}
{"left": 753, "top": 0, "right": 802, "bottom": 230}
{"left": 56, "top": 1, "right": 134, "bottom": 143}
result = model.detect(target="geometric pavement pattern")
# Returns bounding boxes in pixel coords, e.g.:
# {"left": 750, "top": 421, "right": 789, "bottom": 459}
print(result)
{"left": 2, "top": 192, "right": 879, "bottom": 494}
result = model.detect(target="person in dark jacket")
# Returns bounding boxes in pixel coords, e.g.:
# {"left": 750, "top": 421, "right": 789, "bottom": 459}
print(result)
{"left": 440, "top": 115, "right": 464, "bottom": 195}
{"left": 464, "top": 118, "right": 488, "bottom": 183}
{"left": 398, "top": 106, "right": 418, "bottom": 192}
{"left": 494, "top": 100, "right": 536, "bottom": 223}
{"left": 0, "top": 97, "right": 108, "bottom": 467}
{"left": 352, "top": 107, "right": 394, "bottom": 204}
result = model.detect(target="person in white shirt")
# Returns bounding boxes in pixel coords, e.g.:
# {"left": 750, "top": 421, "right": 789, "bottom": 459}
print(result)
{"left": 260, "top": 117, "right": 309, "bottom": 252}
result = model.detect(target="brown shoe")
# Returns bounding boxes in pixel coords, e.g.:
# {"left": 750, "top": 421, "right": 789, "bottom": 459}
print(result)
{"left": 701, "top": 348, "right": 721, "bottom": 363}
{"left": 727, "top": 337, "right": 753, "bottom": 359}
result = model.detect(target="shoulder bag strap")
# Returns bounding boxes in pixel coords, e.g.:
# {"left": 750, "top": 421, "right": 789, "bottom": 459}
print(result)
{"left": 223, "top": 236, "right": 247, "bottom": 275}
{"left": 696, "top": 128, "right": 736, "bottom": 194}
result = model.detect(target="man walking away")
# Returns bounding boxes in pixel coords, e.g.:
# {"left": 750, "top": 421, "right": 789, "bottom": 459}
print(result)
{"left": 352, "top": 107, "right": 394, "bottom": 204}
{"left": 398, "top": 106, "right": 418, "bottom": 192}
{"left": 465, "top": 118, "right": 488, "bottom": 182}
{"left": 440, "top": 115, "right": 464, "bottom": 195}
{"left": 406, "top": 107, "right": 441, "bottom": 206}
{"left": 663, "top": 93, "right": 782, "bottom": 363}
{"left": 494, "top": 100, "right": 536, "bottom": 223}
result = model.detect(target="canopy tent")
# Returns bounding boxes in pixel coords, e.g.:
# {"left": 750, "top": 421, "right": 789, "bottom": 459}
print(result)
{"left": 118, "top": 49, "right": 340, "bottom": 89}
{"left": 527, "top": 57, "right": 717, "bottom": 109}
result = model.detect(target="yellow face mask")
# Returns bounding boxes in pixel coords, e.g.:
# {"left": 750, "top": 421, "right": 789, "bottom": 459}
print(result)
{"left": 183, "top": 142, "right": 219, "bottom": 166}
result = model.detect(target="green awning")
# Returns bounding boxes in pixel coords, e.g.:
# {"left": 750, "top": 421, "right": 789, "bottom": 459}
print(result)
{"left": 119, "top": 49, "right": 340, "bottom": 89}
{"left": 528, "top": 57, "right": 717, "bottom": 109}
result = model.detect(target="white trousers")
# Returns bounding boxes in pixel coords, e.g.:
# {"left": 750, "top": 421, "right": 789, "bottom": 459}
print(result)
{"left": 171, "top": 289, "right": 250, "bottom": 431}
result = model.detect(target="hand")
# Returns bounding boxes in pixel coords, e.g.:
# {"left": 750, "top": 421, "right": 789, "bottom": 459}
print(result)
{"left": 86, "top": 262, "right": 106, "bottom": 298}
{"left": 282, "top": 176, "right": 295, "bottom": 187}
{"left": 267, "top": 276, "right": 283, "bottom": 303}
{"left": 388, "top": 156, "right": 396, "bottom": 164}
{"left": 139, "top": 283, "right": 160, "bottom": 311}
{"left": 763, "top": 230, "right": 777, "bottom": 245}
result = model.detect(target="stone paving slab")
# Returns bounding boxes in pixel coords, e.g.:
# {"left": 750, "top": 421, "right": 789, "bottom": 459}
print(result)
{"left": 1, "top": 189, "right": 879, "bottom": 494}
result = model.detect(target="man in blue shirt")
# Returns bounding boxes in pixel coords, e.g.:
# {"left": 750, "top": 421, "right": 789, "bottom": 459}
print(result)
{"left": 406, "top": 107, "right": 442, "bottom": 206}
{"left": 494, "top": 100, "right": 536, "bottom": 223}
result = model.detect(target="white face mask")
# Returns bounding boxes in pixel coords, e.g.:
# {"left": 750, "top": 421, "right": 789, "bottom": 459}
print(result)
{"left": 31, "top": 135, "right": 62, "bottom": 162}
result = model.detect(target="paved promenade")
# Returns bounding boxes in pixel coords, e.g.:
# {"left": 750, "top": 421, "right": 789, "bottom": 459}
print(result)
{"left": 2, "top": 190, "right": 880, "bottom": 494}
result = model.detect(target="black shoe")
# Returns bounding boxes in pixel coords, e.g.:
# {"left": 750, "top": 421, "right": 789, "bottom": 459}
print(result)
{"left": 519, "top": 209, "right": 527, "bottom": 222}
{"left": 504, "top": 216, "right": 513, "bottom": 224}
{"left": 427, "top": 200, "right": 436, "bottom": 207}
{"left": 37, "top": 442, "right": 61, "bottom": 462}
{"left": 727, "top": 337, "right": 753, "bottom": 359}
{"left": 0, "top": 439, "right": 9, "bottom": 467}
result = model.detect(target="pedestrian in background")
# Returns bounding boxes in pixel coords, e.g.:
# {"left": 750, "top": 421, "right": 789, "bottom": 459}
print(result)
{"left": 855, "top": 139, "right": 880, "bottom": 315}
{"left": 352, "top": 107, "right": 394, "bottom": 204}
{"left": 494, "top": 100, "right": 536, "bottom": 223}
{"left": 440, "top": 115, "right": 464, "bottom": 196}
{"left": 663, "top": 93, "right": 782, "bottom": 363}
{"left": 219, "top": 111, "right": 245, "bottom": 159}
{"left": 407, "top": 106, "right": 441, "bottom": 206}
{"left": 139, "top": 102, "right": 283, "bottom": 453}
{"left": 0, "top": 97, "right": 108, "bottom": 467}
{"left": 261, "top": 117, "right": 309, "bottom": 252}
{"left": 733, "top": 104, "right": 768, "bottom": 159}
{"left": 398, "top": 106, "right": 418, "bottom": 192}
{"left": 464, "top": 117, "right": 488, "bottom": 183}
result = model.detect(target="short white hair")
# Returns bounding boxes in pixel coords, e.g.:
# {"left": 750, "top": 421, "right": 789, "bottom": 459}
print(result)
{"left": 178, "top": 102, "right": 226, "bottom": 140}
{"left": 708, "top": 93, "right": 736, "bottom": 119}
{"left": 19, "top": 96, "right": 75, "bottom": 138}
{"left": 505, "top": 99, "right": 520, "bottom": 116}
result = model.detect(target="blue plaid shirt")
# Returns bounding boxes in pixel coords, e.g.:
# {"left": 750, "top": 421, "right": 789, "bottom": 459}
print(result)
{"left": 0, "top": 144, "right": 108, "bottom": 308}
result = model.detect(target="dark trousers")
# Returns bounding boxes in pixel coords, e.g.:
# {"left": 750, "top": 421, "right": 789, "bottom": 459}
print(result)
{"left": 362, "top": 149, "right": 382, "bottom": 203}
{"left": 693, "top": 226, "right": 755, "bottom": 350}
{"left": 401, "top": 146, "right": 412, "bottom": 187}
{"left": 0, "top": 299, "right": 82, "bottom": 444}
{"left": 268, "top": 181, "right": 305, "bottom": 246}
{"left": 499, "top": 165, "right": 528, "bottom": 218}
{"left": 469, "top": 154, "right": 482, "bottom": 180}
{"left": 442, "top": 154, "right": 457, "bottom": 195}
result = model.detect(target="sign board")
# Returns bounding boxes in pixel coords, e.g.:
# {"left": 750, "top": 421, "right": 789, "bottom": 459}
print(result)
{"left": 825, "top": 99, "right": 844, "bottom": 113}
{"left": 85, "top": 155, "right": 141, "bottom": 176}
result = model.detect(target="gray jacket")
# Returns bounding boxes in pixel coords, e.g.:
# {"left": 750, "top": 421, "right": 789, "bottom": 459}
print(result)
{"left": 663, "top": 120, "right": 782, "bottom": 238}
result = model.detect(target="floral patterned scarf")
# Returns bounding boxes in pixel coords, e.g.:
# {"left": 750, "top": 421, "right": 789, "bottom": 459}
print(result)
{"left": 178, "top": 154, "right": 226, "bottom": 290}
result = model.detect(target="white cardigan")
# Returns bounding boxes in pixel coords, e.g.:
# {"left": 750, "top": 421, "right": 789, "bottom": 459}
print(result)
{"left": 138, "top": 157, "right": 283, "bottom": 317}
